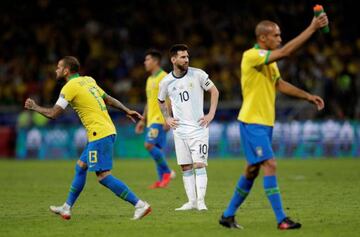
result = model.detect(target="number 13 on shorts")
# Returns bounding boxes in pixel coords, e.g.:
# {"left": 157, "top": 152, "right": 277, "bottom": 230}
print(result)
{"left": 89, "top": 150, "right": 98, "bottom": 163}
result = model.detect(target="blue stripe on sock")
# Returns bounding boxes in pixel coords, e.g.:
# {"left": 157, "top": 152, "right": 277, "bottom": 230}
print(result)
{"left": 195, "top": 167, "right": 207, "bottom": 176}
{"left": 183, "top": 169, "right": 194, "bottom": 177}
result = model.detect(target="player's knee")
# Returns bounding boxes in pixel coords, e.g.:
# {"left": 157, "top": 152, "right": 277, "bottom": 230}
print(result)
{"left": 181, "top": 164, "right": 193, "bottom": 171}
{"left": 77, "top": 160, "right": 87, "bottom": 170}
{"left": 263, "top": 159, "right": 277, "bottom": 174}
{"left": 193, "top": 162, "right": 206, "bottom": 169}
{"left": 266, "top": 159, "right": 277, "bottom": 172}
{"left": 144, "top": 142, "right": 154, "bottom": 151}
{"left": 96, "top": 170, "right": 111, "bottom": 181}
{"left": 245, "top": 165, "right": 260, "bottom": 180}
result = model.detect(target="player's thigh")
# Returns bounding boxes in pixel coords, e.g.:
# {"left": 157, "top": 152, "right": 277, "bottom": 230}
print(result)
{"left": 188, "top": 134, "right": 209, "bottom": 166}
{"left": 174, "top": 135, "right": 192, "bottom": 165}
{"left": 239, "top": 122, "right": 274, "bottom": 165}
{"left": 86, "top": 135, "right": 115, "bottom": 172}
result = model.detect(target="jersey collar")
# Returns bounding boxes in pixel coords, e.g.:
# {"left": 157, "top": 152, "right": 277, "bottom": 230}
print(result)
{"left": 254, "top": 44, "right": 260, "bottom": 49}
{"left": 68, "top": 73, "right": 80, "bottom": 80}
{"left": 151, "top": 69, "right": 163, "bottom": 78}
{"left": 171, "top": 70, "right": 188, "bottom": 79}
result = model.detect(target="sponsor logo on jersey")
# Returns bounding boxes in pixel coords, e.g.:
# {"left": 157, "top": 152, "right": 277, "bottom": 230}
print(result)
{"left": 259, "top": 50, "right": 267, "bottom": 57}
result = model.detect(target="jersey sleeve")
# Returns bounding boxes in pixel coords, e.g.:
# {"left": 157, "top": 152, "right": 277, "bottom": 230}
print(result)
{"left": 273, "top": 63, "right": 281, "bottom": 82}
{"left": 245, "top": 48, "right": 271, "bottom": 67}
{"left": 158, "top": 80, "right": 168, "bottom": 102}
{"left": 60, "top": 82, "right": 77, "bottom": 102}
{"left": 95, "top": 84, "right": 107, "bottom": 99}
{"left": 198, "top": 69, "right": 214, "bottom": 91}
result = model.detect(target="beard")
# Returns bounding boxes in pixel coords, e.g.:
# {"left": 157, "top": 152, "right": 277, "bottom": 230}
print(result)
{"left": 56, "top": 73, "right": 67, "bottom": 82}
{"left": 177, "top": 63, "right": 188, "bottom": 72}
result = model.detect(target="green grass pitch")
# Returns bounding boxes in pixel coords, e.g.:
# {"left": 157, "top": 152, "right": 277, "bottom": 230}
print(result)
{"left": 1, "top": 158, "right": 359, "bottom": 237}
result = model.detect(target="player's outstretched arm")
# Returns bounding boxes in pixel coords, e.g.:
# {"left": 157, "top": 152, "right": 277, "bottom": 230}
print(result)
{"left": 158, "top": 99, "right": 178, "bottom": 129}
{"left": 103, "top": 94, "right": 143, "bottom": 123}
{"left": 276, "top": 79, "right": 324, "bottom": 110}
{"left": 267, "top": 13, "right": 328, "bottom": 64}
{"left": 198, "top": 85, "right": 219, "bottom": 127}
{"left": 24, "top": 98, "right": 64, "bottom": 119}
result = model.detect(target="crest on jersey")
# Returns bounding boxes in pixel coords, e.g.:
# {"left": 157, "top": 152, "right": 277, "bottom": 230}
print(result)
{"left": 259, "top": 50, "right": 267, "bottom": 57}
{"left": 256, "top": 146, "right": 263, "bottom": 157}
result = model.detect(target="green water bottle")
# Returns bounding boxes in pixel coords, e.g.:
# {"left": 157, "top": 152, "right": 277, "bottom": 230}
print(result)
{"left": 313, "top": 4, "right": 330, "bottom": 33}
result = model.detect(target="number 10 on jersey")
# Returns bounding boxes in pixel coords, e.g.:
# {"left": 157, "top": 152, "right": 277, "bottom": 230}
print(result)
{"left": 179, "top": 91, "right": 189, "bottom": 102}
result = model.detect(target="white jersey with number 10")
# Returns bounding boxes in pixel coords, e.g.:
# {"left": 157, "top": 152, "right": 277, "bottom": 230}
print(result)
{"left": 158, "top": 67, "right": 214, "bottom": 139}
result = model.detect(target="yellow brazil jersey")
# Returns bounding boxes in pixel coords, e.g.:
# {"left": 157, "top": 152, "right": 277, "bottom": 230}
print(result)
{"left": 60, "top": 74, "right": 116, "bottom": 141}
{"left": 238, "top": 44, "right": 281, "bottom": 126}
{"left": 145, "top": 69, "right": 167, "bottom": 127}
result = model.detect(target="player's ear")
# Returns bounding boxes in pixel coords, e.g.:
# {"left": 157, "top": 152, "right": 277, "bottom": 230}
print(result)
{"left": 171, "top": 56, "right": 176, "bottom": 64}
{"left": 259, "top": 34, "right": 266, "bottom": 42}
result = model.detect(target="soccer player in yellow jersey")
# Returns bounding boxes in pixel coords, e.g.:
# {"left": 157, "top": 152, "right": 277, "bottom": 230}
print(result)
{"left": 24, "top": 56, "right": 151, "bottom": 220}
{"left": 135, "top": 49, "right": 174, "bottom": 189}
{"left": 220, "top": 13, "right": 328, "bottom": 230}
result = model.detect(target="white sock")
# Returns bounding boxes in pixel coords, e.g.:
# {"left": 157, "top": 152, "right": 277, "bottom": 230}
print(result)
{"left": 182, "top": 169, "right": 196, "bottom": 204}
{"left": 195, "top": 167, "right": 207, "bottom": 203}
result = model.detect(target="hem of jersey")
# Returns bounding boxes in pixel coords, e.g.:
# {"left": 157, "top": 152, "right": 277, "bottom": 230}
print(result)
{"left": 88, "top": 132, "right": 116, "bottom": 142}
{"left": 146, "top": 122, "right": 165, "bottom": 127}
{"left": 238, "top": 119, "right": 274, "bottom": 127}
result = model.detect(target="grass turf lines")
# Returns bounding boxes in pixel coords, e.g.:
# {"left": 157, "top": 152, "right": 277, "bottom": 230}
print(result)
{"left": 0, "top": 158, "right": 359, "bottom": 237}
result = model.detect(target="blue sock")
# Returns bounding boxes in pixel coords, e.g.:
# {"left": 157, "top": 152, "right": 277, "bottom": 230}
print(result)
{"left": 66, "top": 164, "right": 87, "bottom": 207}
{"left": 264, "top": 176, "right": 286, "bottom": 223}
{"left": 99, "top": 175, "right": 139, "bottom": 206}
{"left": 223, "top": 176, "right": 254, "bottom": 217}
{"left": 149, "top": 146, "right": 171, "bottom": 180}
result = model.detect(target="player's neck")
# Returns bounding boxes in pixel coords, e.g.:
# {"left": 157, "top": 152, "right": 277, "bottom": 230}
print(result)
{"left": 173, "top": 68, "right": 187, "bottom": 78}
{"left": 255, "top": 42, "right": 268, "bottom": 50}
{"left": 150, "top": 67, "right": 162, "bottom": 76}
{"left": 66, "top": 73, "right": 80, "bottom": 81}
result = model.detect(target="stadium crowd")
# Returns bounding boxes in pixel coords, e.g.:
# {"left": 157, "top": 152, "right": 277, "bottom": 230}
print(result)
{"left": 0, "top": 0, "right": 359, "bottom": 119}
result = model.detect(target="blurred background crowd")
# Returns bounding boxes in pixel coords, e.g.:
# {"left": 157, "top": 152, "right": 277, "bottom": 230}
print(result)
{"left": 0, "top": 0, "right": 359, "bottom": 121}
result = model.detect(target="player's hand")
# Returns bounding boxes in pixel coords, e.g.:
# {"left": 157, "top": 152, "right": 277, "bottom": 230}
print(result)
{"left": 126, "top": 110, "right": 144, "bottom": 123}
{"left": 24, "top": 98, "right": 37, "bottom": 110}
{"left": 165, "top": 117, "right": 179, "bottom": 129}
{"left": 307, "top": 95, "right": 325, "bottom": 111}
{"left": 163, "top": 122, "right": 171, "bottom": 131}
{"left": 135, "top": 120, "right": 145, "bottom": 134}
{"left": 311, "top": 13, "right": 329, "bottom": 30}
{"left": 198, "top": 113, "right": 214, "bottom": 127}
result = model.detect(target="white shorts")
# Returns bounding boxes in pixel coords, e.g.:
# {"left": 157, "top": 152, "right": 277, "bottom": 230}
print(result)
{"left": 174, "top": 133, "right": 209, "bottom": 165}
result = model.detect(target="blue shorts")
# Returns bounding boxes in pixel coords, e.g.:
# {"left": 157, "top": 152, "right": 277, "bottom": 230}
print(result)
{"left": 145, "top": 123, "right": 166, "bottom": 149}
{"left": 80, "top": 134, "right": 116, "bottom": 172}
{"left": 239, "top": 122, "right": 274, "bottom": 165}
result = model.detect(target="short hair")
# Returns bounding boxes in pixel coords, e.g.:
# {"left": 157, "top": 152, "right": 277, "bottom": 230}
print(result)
{"left": 145, "top": 49, "right": 162, "bottom": 62}
{"left": 61, "top": 56, "right": 80, "bottom": 73}
{"left": 169, "top": 44, "right": 189, "bottom": 58}
{"left": 255, "top": 20, "right": 277, "bottom": 39}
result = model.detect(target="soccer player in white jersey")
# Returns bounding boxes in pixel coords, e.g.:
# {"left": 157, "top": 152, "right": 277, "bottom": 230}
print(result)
{"left": 158, "top": 44, "right": 219, "bottom": 211}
